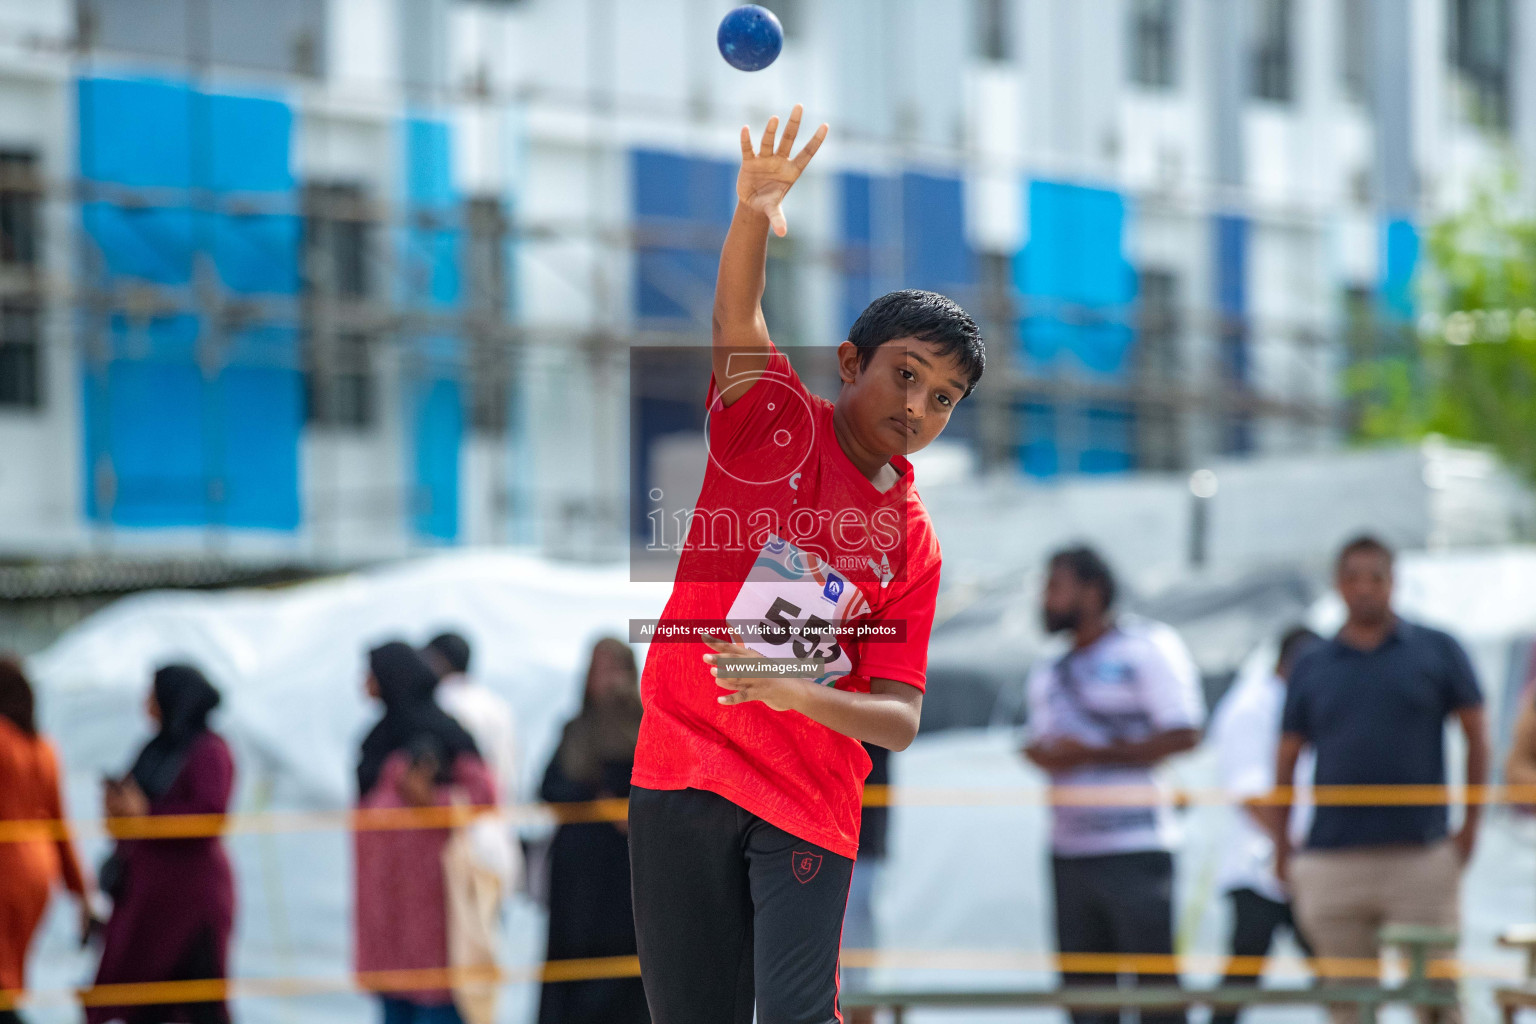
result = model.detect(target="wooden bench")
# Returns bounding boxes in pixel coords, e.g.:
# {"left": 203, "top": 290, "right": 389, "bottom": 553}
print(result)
{"left": 1495, "top": 925, "right": 1536, "bottom": 1024}
{"left": 844, "top": 926, "right": 1460, "bottom": 1024}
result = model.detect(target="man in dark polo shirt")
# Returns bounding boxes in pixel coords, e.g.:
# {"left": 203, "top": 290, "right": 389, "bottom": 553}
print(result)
{"left": 1273, "top": 535, "right": 1488, "bottom": 1024}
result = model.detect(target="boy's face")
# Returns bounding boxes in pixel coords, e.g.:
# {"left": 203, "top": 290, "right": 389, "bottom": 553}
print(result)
{"left": 837, "top": 337, "right": 968, "bottom": 456}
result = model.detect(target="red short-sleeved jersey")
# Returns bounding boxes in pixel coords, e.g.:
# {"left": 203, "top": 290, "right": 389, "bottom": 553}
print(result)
{"left": 632, "top": 343, "right": 942, "bottom": 858}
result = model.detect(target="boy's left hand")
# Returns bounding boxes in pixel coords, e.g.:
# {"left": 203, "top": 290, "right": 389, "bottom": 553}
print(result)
{"left": 703, "top": 632, "right": 809, "bottom": 713}
{"left": 736, "top": 104, "right": 828, "bottom": 237}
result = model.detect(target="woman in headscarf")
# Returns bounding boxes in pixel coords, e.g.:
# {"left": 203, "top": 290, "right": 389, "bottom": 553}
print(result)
{"left": 354, "top": 641, "right": 494, "bottom": 1024}
{"left": 0, "top": 657, "right": 91, "bottom": 1024}
{"left": 89, "top": 664, "right": 234, "bottom": 1024}
{"left": 537, "top": 637, "right": 648, "bottom": 1024}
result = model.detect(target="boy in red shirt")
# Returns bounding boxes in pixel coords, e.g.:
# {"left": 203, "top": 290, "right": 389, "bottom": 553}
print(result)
{"left": 628, "top": 105, "right": 986, "bottom": 1024}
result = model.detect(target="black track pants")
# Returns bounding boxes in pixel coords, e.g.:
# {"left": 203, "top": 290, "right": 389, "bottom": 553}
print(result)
{"left": 628, "top": 786, "right": 854, "bottom": 1024}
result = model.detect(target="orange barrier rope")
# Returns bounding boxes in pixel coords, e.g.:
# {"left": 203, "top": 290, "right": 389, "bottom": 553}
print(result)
{"left": 0, "top": 958, "right": 644, "bottom": 1012}
{"left": 0, "top": 784, "right": 1519, "bottom": 844}
{"left": 1, "top": 949, "right": 1508, "bottom": 1012}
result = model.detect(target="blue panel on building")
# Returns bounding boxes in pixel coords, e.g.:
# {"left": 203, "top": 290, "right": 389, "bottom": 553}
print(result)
{"left": 413, "top": 378, "right": 463, "bottom": 542}
{"left": 406, "top": 118, "right": 455, "bottom": 205}
{"left": 1019, "top": 402, "right": 1059, "bottom": 478}
{"left": 78, "top": 76, "right": 301, "bottom": 531}
{"left": 1080, "top": 404, "right": 1135, "bottom": 474}
{"left": 1016, "top": 180, "right": 1135, "bottom": 476}
{"left": 221, "top": 357, "right": 302, "bottom": 529}
{"left": 206, "top": 93, "right": 294, "bottom": 193}
{"left": 634, "top": 150, "right": 698, "bottom": 221}
{"left": 1381, "top": 217, "right": 1419, "bottom": 321}
{"left": 1019, "top": 180, "right": 1134, "bottom": 376}
{"left": 84, "top": 315, "right": 205, "bottom": 527}
{"left": 211, "top": 211, "right": 301, "bottom": 294}
{"left": 79, "top": 77, "right": 194, "bottom": 188}
{"left": 1215, "top": 214, "right": 1247, "bottom": 318}
{"left": 839, "top": 171, "right": 974, "bottom": 336}
{"left": 81, "top": 203, "right": 196, "bottom": 285}
{"left": 1213, "top": 212, "right": 1252, "bottom": 453}
{"left": 402, "top": 117, "right": 464, "bottom": 542}
{"left": 839, "top": 171, "right": 878, "bottom": 334}
{"left": 632, "top": 149, "right": 735, "bottom": 325}
{"left": 403, "top": 117, "right": 461, "bottom": 308}
{"left": 901, "top": 171, "right": 976, "bottom": 296}
{"left": 632, "top": 393, "right": 707, "bottom": 540}
{"left": 842, "top": 172, "right": 873, "bottom": 244}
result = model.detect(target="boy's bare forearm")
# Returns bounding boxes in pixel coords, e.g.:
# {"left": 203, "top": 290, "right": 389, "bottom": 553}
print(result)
{"left": 711, "top": 202, "right": 773, "bottom": 404}
{"left": 713, "top": 201, "right": 772, "bottom": 346}
{"left": 785, "top": 679, "right": 922, "bottom": 752}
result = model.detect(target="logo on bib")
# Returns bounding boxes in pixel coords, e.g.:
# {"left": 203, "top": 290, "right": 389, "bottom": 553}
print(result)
{"left": 821, "top": 574, "right": 844, "bottom": 603}
{"left": 791, "top": 850, "right": 823, "bottom": 884}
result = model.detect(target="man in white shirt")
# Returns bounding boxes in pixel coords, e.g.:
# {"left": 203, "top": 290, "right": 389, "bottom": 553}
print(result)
{"left": 1208, "top": 626, "right": 1320, "bottom": 1024}
{"left": 423, "top": 632, "right": 523, "bottom": 892}
{"left": 1023, "top": 546, "right": 1205, "bottom": 1024}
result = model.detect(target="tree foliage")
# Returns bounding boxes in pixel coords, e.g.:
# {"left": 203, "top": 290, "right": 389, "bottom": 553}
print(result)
{"left": 1349, "top": 174, "right": 1536, "bottom": 482}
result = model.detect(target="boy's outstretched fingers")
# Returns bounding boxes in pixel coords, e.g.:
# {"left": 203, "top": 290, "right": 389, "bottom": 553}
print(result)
{"left": 758, "top": 115, "right": 779, "bottom": 157}
{"left": 776, "top": 104, "right": 803, "bottom": 158}
{"left": 792, "top": 123, "right": 829, "bottom": 171}
{"left": 733, "top": 109, "right": 826, "bottom": 236}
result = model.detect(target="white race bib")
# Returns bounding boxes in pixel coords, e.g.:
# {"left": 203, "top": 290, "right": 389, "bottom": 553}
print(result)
{"left": 725, "top": 535, "right": 872, "bottom": 687}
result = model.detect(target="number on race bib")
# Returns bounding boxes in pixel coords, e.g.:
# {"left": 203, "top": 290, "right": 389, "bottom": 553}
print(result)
{"left": 753, "top": 598, "right": 844, "bottom": 663}
{"left": 728, "top": 534, "right": 870, "bottom": 686}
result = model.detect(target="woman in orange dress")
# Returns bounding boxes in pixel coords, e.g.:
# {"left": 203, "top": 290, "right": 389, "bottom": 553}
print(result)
{"left": 0, "top": 656, "right": 91, "bottom": 1024}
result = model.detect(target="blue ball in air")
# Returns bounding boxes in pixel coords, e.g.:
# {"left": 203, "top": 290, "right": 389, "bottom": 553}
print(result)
{"left": 717, "top": 5, "right": 784, "bottom": 72}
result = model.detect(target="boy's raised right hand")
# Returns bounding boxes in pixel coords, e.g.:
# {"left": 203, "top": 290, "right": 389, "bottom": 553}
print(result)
{"left": 737, "top": 104, "right": 828, "bottom": 237}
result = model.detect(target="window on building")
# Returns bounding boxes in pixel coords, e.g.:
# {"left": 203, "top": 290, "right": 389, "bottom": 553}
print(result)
{"left": 0, "top": 300, "right": 39, "bottom": 416}
{"left": 1341, "top": 0, "right": 1372, "bottom": 105}
{"left": 464, "top": 196, "right": 511, "bottom": 435}
{"left": 1128, "top": 0, "right": 1178, "bottom": 89}
{"left": 305, "top": 330, "right": 374, "bottom": 429}
{"left": 79, "top": 0, "right": 327, "bottom": 76}
{"left": 464, "top": 196, "right": 507, "bottom": 314}
{"left": 1251, "top": 0, "right": 1294, "bottom": 102}
{"left": 303, "top": 182, "right": 370, "bottom": 299}
{"left": 302, "top": 183, "right": 374, "bottom": 429}
{"left": 1134, "top": 269, "right": 1182, "bottom": 470}
{"left": 1343, "top": 284, "right": 1377, "bottom": 359}
{"left": 976, "top": 0, "right": 1013, "bottom": 62}
{"left": 0, "top": 152, "right": 39, "bottom": 267}
{"left": 1136, "top": 269, "right": 1181, "bottom": 379}
{"left": 468, "top": 338, "right": 511, "bottom": 435}
{"left": 0, "top": 301, "right": 40, "bottom": 409}
{"left": 1342, "top": 284, "right": 1377, "bottom": 434}
{"left": 1449, "top": 0, "right": 1510, "bottom": 129}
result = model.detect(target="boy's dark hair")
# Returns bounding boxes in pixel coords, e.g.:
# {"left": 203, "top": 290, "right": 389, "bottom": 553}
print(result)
{"left": 1276, "top": 625, "right": 1323, "bottom": 673}
{"left": 1048, "top": 545, "right": 1118, "bottom": 611}
{"left": 424, "top": 632, "right": 472, "bottom": 676}
{"left": 1336, "top": 533, "right": 1394, "bottom": 570}
{"left": 848, "top": 289, "right": 985, "bottom": 397}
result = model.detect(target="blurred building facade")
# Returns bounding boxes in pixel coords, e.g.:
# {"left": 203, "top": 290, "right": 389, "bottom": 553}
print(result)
{"left": 0, "top": 0, "right": 1530, "bottom": 571}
